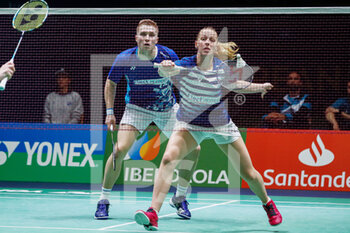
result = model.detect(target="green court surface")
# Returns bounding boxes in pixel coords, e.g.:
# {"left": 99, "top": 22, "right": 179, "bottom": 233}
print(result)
{"left": 0, "top": 188, "right": 349, "bottom": 233}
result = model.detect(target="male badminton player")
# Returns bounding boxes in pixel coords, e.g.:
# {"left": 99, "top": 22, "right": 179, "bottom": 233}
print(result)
{"left": 95, "top": 19, "right": 200, "bottom": 220}
{"left": 134, "top": 27, "right": 282, "bottom": 231}
{"left": 0, "top": 61, "right": 15, "bottom": 82}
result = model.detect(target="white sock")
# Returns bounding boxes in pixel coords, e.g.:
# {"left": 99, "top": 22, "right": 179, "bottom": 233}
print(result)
{"left": 99, "top": 187, "right": 112, "bottom": 200}
{"left": 175, "top": 184, "right": 188, "bottom": 197}
{"left": 263, "top": 197, "right": 271, "bottom": 205}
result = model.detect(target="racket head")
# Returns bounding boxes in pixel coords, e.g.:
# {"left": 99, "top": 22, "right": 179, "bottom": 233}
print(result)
{"left": 12, "top": 0, "right": 49, "bottom": 32}
{"left": 218, "top": 60, "right": 259, "bottom": 91}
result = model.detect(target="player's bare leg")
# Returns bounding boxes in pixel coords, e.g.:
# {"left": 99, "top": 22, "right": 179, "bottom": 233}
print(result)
{"left": 102, "top": 124, "right": 139, "bottom": 188}
{"left": 135, "top": 130, "right": 198, "bottom": 230}
{"left": 218, "top": 138, "right": 282, "bottom": 226}
{"left": 95, "top": 124, "right": 139, "bottom": 219}
{"left": 152, "top": 130, "right": 198, "bottom": 212}
{"left": 170, "top": 146, "right": 200, "bottom": 219}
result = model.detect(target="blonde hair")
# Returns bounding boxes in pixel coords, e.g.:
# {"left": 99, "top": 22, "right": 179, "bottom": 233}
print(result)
{"left": 216, "top": 42, "right": 239, "bottom": 60}
{"left": 196, "top": 27, "right": 239, "bottom": 60}
{"left": 136, "top": 19, "right": 159, "bottom": 34}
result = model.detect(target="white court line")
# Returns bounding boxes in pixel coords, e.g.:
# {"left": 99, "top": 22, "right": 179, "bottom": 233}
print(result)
{"left": 226, "top": 203, "right": 350, "bottom": 210}
{"left": 238, "top": 199, "right": 350, "bottom": 206}
{"left": 0, "top": 225, "right": 146, "bottom": 232}
{"left": 99, "top": 199, "right": 239, "bottom": 230}
{"left": 1, "top": 193, "right": 350, "bottom": 206}
{"left": 1, "top": 195, "right": 349, "bottom": 209}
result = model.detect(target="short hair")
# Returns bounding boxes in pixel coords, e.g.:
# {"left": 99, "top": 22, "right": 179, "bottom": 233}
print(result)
{"left": 136, "top": 19, "right": 159, "bottom": 34}
{"left": 55, "top": 68, "right": 70, "bottom": 78}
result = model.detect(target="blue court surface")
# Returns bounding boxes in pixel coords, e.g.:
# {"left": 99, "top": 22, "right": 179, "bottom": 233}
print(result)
{"left": 1, "top": 187, "right": 350, "bottom": 233}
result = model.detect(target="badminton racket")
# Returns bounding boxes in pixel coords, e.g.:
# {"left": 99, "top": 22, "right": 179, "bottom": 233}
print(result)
{"left": 216, "top": 54, "right": 259, "bottom": 90}
{"left": 0, "top": 0, "right": 49, "bottom": 91}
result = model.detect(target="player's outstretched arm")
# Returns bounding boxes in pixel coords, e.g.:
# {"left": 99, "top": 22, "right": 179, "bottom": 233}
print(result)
{"left": 156, "top": 60, "right": 181, "bottom": 78}
{"left": 234, "top": 82, "right": 273, "bottom": 98}
{"left": 0, "top": 61, "right": 15, "bottom": 81}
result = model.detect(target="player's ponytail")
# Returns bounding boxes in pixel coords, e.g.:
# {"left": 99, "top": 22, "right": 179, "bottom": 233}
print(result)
{"left": 216, "top": 42, "right": 239, "bottom": 60}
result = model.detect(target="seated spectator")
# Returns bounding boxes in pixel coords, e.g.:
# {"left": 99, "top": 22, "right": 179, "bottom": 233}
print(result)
{"left": 325, "top": 80, "right": 350, "bottom": 130}
{"left": 43, "top": 68, "right": 84, "bottom": 124}
{"left": 262, "top": 71, "right": 312, "bottom": 129}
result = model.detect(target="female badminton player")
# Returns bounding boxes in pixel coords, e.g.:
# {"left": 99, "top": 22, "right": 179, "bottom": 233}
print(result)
{"left": 95, "top": 19, "right": 200, "bottom": 220}
{"left": 134, "top": 26, "right": 282, "bottom": 231}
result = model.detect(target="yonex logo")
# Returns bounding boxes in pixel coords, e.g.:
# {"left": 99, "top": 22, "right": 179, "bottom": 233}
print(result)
{"left": 298, "top": 135, "right": 334, "bottom": 167}
{"left": 0, "top": 141, "right": 20, "bottom": 165}
{"left": 130, "top": 66, "right": 136, "bottom": 70}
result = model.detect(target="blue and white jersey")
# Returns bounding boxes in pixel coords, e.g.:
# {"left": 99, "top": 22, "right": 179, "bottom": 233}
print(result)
{"left": 108, "top": 44, "right": 178, "bottom": 112}
{"left": 174, "top": 55, "right": 230, "bottom": 127}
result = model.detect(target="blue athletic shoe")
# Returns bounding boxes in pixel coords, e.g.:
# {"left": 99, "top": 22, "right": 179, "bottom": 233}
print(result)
{"left": 169, "top": 195, "right": 191, "bottom": 219}
{"left": 94, "top": 199, "right": 110, "bottom": 219}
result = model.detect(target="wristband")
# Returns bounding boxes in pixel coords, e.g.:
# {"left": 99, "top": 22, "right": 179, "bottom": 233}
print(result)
{"left": 106, "top": 108, "right": 114, "bottom": 115}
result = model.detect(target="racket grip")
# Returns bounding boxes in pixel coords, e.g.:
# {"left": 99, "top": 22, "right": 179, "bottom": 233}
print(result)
{"left": 153, "top": 62, "right": 161, "bottom": 68}
{"left": 153, "top": 62, "right": 186, "bottom": 71}
{"left": 0, "top": 77, "right": 8, "bottom": 91}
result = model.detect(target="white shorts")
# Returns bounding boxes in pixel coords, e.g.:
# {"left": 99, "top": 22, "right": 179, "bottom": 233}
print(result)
{"left": 173, "top": 119, "right": 241, "bottom": 145}
{"left": 120, "top": 103, "right": 178, "bottom": 138}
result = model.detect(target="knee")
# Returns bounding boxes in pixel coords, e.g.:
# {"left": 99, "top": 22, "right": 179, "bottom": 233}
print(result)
{"left": 241, "top": 168, "right": 259, "bottom": 183}
{"left": 161, "top": 150, "right": 179, "bottom": 168}
{"left": 109, "top": 143, "right": 130, "bottom": 160}
{"left": 161, "top": 155, "right": 173, "bottom": 167}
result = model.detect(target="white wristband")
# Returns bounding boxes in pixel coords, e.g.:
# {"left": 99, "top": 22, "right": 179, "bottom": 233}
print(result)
{"left": 106, "top": 108, "right": 114, "bottom": 115}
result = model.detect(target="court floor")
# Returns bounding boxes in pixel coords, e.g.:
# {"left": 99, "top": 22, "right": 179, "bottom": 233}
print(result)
{"left": 0, "top": 187, "right": 349, "bottom": 233}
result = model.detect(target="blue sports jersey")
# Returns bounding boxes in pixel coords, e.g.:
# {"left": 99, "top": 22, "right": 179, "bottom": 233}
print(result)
{"left": 173, "top": 55, "right": 230, "bottom": 127}
{"left": 332, "top": 97, "right": 350, "bottom": 114}
{"left": 108, "top": 44, "right": 178, "bottom": 112}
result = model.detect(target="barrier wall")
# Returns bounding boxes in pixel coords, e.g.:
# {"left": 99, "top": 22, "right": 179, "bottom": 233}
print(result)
{"left": 243, "top": 129, "right": 350, "bottom": 192}
{"left": 0, "top": 123, "right": 106, "bottom": 184}
{"left": 1, "top": 123, "right": 349, "bottom": 192}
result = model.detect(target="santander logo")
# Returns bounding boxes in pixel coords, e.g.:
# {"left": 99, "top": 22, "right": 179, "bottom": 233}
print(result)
{"left": 298, "top": 135, "right": 334, "bottom": 167}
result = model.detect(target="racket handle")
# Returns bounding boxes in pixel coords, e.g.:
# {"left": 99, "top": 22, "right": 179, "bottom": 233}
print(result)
{"left": 0, "top": 77, "right": 8, "bottom": 91}
{"left": 153, "top": 62, "right": 161, "bottom": 68}
{"left": 153, "top": 62, "right": 186, "bottom": 70}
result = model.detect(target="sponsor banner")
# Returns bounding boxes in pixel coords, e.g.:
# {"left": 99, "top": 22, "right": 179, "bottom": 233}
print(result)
{"left": 0, "top": 123, "right": 243, "bottom": 188}
{"left": 243, "top": 129, "right": 350, "bottom": 191}
{"left": 0, "top": 123, "right": 106, "bottom": 183}
{"left": 107, "top": 126, "right": 246, "bottom": 188}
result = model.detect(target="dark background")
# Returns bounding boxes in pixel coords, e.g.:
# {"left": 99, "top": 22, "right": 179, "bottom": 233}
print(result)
{"left": 1, "top": 0, "right": 350, "bottom": 8}
{"left": 1, "top": 11, "right": 349, "bottom": 129}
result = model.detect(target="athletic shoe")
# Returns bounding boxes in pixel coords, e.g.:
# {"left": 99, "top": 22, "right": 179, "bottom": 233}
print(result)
{"left": 263, "top": 199, "right": 282, "bottom": 226}
{"left": 169, "top": 195, "right": 191, "bottom": 219}
{"left": 134, "top": 207, "right": 158, "bottom": 231}
{"left": 94, "top": 199, "right": 110, "bottom": 219}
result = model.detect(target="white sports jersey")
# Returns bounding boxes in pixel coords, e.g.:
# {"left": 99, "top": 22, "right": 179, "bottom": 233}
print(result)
{"left": 174, "top": 55, "right": 230, "bottom": 127}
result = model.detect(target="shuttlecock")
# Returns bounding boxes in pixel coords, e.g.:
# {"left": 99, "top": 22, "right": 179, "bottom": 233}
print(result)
{"left": 236, "top": 54, "right": 246, "bottom": 68}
